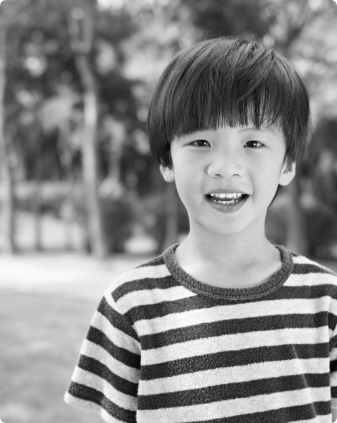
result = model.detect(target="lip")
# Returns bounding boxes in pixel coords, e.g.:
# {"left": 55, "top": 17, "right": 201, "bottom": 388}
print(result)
{"left": 204, "top": 192, "right": 249, "bottom": 213}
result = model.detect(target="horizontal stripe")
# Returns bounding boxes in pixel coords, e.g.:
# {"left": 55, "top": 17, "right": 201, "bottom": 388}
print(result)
{"left": 138, "top": 373, "right": 329, "bottom": 410}
{"left": 78, "top": 355, "right": 138, "bottom": 397}
{"left": 135, "top": 297, "right": 333, "bottom": 335}
{"left": 286, "top": 273, "right": 337, "bottom": 286}
{"left": 91, "top": 311, "right": 140, "bottom": 355}
{"left": 185, "top": 402, "right": 331, "bottom": 423}
{"left": 66, "top": 246, "right": 337, "bottom": 422}
{"left": 136, "top": 388, "right": 330, "bottom": 422}
{"left": 80, "top": 339, "right": 140, "bottom": 383}
{"left": 67, "top": 381, "right": 136, "bottom": 422}
{"left": 98, "top": 297, "right": 139, "bottom": 342}
{"left": 293, "top": 263, "right": 335, "bottom": 276}
{"left": 140, "top": 313, "right": 329, "bottom": 350}
{"left": 113, "top": 276, "right": 179, "bottom": 301}
{"left": 139, "top": 358, "right": 327, "bottom": 395}
{"left": 87, "top": 326, "right": 140, "bottom": 369}
{"left": 127, "top": 285, "right": 337, "bottom": 323}
{"left": 142, "top": 327, "right": 328, "bottom": 365}
{"left": 71, "top": 367, "right": 136, "bottom": 412}
{"left": 108, "top": 264, "right": 171, "bottom": 296}
{"left": 116, "top": 284, "right": 196, "bottom": 315}
{"left": 64, "top": 392, "right": 131, "bottom": 423}
{"left": 141, "top": 343, "right": 327, "bottom": 380}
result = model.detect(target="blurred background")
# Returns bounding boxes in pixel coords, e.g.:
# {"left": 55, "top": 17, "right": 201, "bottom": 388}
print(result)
{"left": 0, "top": 0, "right": 337, "bottom": 422}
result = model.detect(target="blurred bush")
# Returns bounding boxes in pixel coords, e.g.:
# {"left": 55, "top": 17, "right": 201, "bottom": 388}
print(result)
{"left": 267, "top": 199, "right": 337, "bottom": 258}
{"left": 139, "top": 193, "right": 189, "bottom": 252}
{"left": 101, "top": 196, "right": 136, "bottom": 253}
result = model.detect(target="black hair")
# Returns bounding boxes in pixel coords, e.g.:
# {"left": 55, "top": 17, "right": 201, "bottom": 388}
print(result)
{"left": 147, "top": 37, "right": 310, "bottom": 170}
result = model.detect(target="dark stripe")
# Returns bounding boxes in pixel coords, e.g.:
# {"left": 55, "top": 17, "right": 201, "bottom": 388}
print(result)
{"left": 113, "top": 276, "right": 179, "bottom": 301}
{"left": 185, "top": 401, "right": 330, "bottom": 423}
{"left": 78, "top": 354, "right": 138, "bottom": 397}
{"left": 331, "top": 359, "right": 337, "bottom": 373}
{"left": 126, "top": 290, "right": 209, "bottom": 322}
{"left": 87, "top": 326, "right": 140, "bottom": 370}
{"left": 97, "top": 297, "right": 138, "bottom": 341}
{"left": 138, "top": 373, "right": 329, "bottom": 410}
{"left": 125, "top": 285, "right": 337, "bottom": 323}
{"left": 141, "top": 313, "right": 329, "bottom": 350}
{"left": 141, "top": 343, "right": 327, "bottom": 380}
{"left": 293, "top": 263, "right": 336, "bottom": 276}
{"left": 331, "top": 385, "right": 337, "bottom": 398}
{"left": 330, "top": 334, "right": 337, "bottom": 352}
{"left": 68, "top": 381, "right": 136, "bottom": 423}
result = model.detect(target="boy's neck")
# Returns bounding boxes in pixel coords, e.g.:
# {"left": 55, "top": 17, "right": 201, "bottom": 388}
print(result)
{"left": 175, "top": 223, "right": 281, "bottom": 287}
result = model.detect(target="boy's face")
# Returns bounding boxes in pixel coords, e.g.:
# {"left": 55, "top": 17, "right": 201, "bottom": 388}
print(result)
{"left": 160, "top": 125, "right": 296, "bottom": 238}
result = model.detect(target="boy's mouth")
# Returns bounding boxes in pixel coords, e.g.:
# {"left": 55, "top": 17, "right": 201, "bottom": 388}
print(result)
{"left": 205, "top": 192, "right": 249, "bottom": 205}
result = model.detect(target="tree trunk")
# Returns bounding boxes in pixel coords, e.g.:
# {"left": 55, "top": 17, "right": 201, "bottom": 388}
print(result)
{"left": 69, "top": 4, "right": 108, "bottom": 258}
{"left": 284, "top": 176, "right": 309, "bottom": 256}
{"left": 0, "top": 25, "right": 16, "bottom": 253}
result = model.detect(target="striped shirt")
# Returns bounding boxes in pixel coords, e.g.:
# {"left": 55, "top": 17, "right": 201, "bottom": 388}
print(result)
{"left": 65, "top": 244, "right": 337, "bottom": 422}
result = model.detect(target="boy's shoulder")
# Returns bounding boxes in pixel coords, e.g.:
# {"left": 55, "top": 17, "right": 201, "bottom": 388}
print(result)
{"left": 288, "top": 248, "right": 337, "bottom": 278}
{"left": 103, "top": 251, "right": 175, "bottom": 309}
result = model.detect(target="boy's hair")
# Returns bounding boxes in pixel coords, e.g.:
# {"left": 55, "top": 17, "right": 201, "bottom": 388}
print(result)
{"left": 147, "top": 37, "right": 310, "bottom": 170}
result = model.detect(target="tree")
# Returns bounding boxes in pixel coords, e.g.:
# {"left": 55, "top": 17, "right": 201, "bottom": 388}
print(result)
{"left": 0, "top": 20, "right": 15, "bottom": 253}
{"left": 66, "top": 1, "right": 109, "bottom": 257}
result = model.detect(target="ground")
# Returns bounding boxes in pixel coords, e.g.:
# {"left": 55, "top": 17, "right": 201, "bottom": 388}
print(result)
{"left": 0, "top": 251, "right": 150, "bottom": 423}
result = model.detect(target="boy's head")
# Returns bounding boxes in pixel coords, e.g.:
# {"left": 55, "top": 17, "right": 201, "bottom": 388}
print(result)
{"left": 147, "top": 37, "right": 310, "bottom": 172}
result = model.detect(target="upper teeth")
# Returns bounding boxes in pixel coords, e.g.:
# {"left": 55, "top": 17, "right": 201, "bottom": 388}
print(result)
{"left": 209, "top": 193, "right": 243, "bottom": 199}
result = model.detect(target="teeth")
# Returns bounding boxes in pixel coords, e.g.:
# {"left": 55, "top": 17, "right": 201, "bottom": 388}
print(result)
{"left": 209, "top": 193, "right": 243, "bottom": 199}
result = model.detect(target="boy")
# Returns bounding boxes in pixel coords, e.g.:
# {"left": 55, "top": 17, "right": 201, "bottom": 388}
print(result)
{"left": 65, "top": 37, "right": 337, "bottom": 422}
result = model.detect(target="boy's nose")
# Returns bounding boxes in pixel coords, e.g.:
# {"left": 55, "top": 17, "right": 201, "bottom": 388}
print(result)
{"left": 206, "top": 152, "right": 245, "bottom": 179}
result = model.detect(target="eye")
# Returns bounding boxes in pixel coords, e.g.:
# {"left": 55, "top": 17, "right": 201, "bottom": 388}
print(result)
{"left": 190, "top": 140, "right": 210, "bottom": 147}
{"left": 245, "top": 140, "right": 264, "bottom": 148}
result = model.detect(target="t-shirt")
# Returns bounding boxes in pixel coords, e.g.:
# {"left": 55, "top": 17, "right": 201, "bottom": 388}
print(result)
{"left": 64, "top": 244, "right": 337, "bottom": 423}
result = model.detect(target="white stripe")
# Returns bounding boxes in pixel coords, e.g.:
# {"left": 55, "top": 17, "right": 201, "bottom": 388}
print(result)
{"left": 291, "top": 416, "right": 333, "bottom": 423}
{"left": 293, "top": 255, "right": 336, "bottom": 273}
{"left": 64, "top": 392, "right": 127, "bottom": 423}
{"left": 139, "top": 357, "right": 326, "bottom": 395}
{"left": 80, "top": 339, "right": 140, "bottom": 383}
{"left": 137, "top": 387, "right": 330, "bottom": 422}
{"left": 71, "top": 366, "right": 137, "bottom": 411}
{"left": 91, "top": 310, "right": 140, "bottom": 355}
{"left": 109, "top": 285, "right": 196, "bottom": 314}
{"left": 142, "top": 327, "right": 327, "bottom": 365}
{"left": 105, "top": 264, "right": 171, "bottom": 293}
{"left": 286, "top": 273, "right": 337, "bottom": 287}
{"left": 135, "top": 297, "right": 331, "bottom": 335}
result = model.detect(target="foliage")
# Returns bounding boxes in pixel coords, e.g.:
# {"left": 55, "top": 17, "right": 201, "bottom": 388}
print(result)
{"left": 1, "top": 0, "right": 337, "bottom": 255}
{"left": 267, "top": 197, "right": 337, "bottom": 258}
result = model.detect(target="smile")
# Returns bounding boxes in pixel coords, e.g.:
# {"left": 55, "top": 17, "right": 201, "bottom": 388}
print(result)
{"left": 204, "top": 192, "right": 249, "bottom": 213}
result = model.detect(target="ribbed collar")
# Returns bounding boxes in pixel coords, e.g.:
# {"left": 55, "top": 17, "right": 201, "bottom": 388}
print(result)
{"left": 163, "top": 244, "right": 293, "bottom": 301}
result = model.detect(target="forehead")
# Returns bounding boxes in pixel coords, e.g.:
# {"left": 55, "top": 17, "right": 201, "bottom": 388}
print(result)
{"left": 175, "top": 123, "right": 284, "bottom": 139}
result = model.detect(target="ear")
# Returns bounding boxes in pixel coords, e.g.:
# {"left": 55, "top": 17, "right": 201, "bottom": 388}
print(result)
{"left": 278, "top": 161, "right": 296, "bottom": 186}
{"left": 159, "top": 164, "right": 175, "bottom": 183}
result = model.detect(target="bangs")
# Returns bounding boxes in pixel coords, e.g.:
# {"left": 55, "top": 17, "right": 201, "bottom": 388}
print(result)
{"left": 148, "top": 38, "right": 310, "bottom": 167}
{"left": 169, "top": 67, "right": 285, "bottom": 135}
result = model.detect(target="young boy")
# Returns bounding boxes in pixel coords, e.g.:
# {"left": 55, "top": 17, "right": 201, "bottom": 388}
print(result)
{"left": 65, "top": 37, "right": 337, "bottom": 422}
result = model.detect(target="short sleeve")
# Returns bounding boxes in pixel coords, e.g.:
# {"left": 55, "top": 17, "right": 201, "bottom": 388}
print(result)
{"left": 330, "top": 295, "right": 337, "bottom": 410}
{"left": 64, "top": 293, "right": 141, "bottom": 423}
